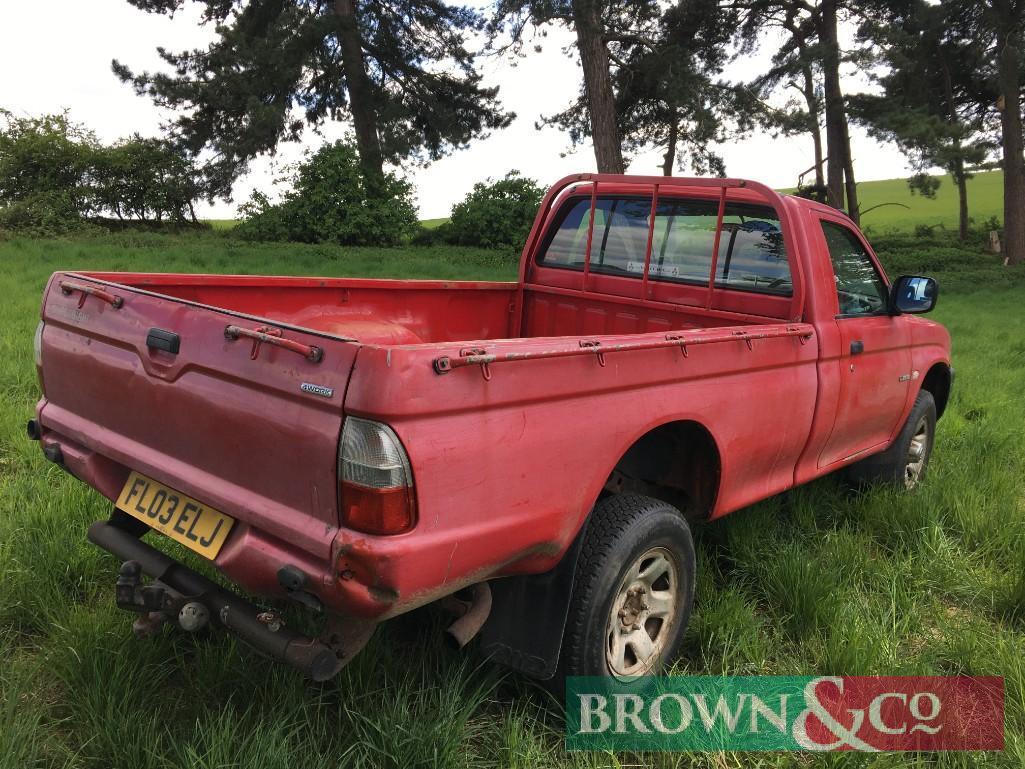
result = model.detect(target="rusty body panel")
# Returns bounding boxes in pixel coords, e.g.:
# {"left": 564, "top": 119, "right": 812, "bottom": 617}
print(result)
{"left": 35, "top": 174, "right": 951, "bottom": 634}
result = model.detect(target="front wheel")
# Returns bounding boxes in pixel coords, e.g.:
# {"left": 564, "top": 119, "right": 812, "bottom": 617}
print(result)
{"left": 846, "top": 390, "right": 937, "bottom": 489}
{"left": 558, "top": 494, "right": 695, "bottom": 681}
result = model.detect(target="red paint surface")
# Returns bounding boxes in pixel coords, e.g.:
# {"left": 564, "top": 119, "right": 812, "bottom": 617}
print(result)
{"left": 36, "top": 175, "right": 951, "bottom": 618}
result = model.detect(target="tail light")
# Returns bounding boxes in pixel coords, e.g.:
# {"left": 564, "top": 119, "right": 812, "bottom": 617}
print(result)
{"left": 33, "top": 320, "right": 45, "bottom": 391}
{"left": 338, "top": 417, "right": 416, "bottom": 535}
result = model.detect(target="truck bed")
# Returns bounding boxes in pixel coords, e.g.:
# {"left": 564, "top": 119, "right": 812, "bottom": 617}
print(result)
{"left": 79, "top": 270, "right": 763, "bottom": 347}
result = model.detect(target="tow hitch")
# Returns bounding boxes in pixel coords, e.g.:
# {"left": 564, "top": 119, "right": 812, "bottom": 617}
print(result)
{"left": 114, "top": 559, "right": 212, "bottom": 638}
{"left": 89, "top": 519, "right": 376, "bottom": 681}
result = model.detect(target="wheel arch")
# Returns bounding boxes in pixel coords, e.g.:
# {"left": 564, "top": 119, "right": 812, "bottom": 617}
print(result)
{"left": 602, "top": 418, "right": 723, "bottom": 521}
{"left": 921, "top": 361, "right": 952, "bottom": 418}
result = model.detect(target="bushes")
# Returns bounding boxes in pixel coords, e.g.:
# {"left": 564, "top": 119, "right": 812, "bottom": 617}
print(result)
{"left": 870, "top": 229, "right": 1024, "bottom": 293}
{"left": 0, "top": 110, "right": 203, "bottom": 235}
{"left": 238, "top": 164, "right": 541, "bottom": 249}
{"left": 0, "top": 111, "right": 97, "bottom": 235}
{"left": 92, "top": 137, "right": 202, "bottom": 224}
{"left": 0, "top": 191, "right": 89, "bottom": 236}
{"left": 443, "top": 171, "right": 544, "bottom": 249}
{"left": 236, "top": 142, "right": 418, "bottom": 246}
{"left": 1, "top": 107, "right": 541, "bottom": 249}
{"left": 406, "top": 171, "right": 543, "bottom": 250}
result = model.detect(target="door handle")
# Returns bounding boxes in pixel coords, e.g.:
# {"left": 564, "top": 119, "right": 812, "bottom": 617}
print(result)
{"left": 147, "top": 328, "right": 180, "bottom": 354}
{"left": 850, "top": 340, "right": 864, "bottom": 355}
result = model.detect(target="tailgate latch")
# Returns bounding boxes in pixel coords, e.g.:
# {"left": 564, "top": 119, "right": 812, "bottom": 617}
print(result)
{"left": 60, "top": 280, "right": 123, "bottom": 309}
{"left": 224, "top": 324, "right": 323, "bottom": 363}
{"left": 579, "top": 339, "right": 606, "bottom": 367}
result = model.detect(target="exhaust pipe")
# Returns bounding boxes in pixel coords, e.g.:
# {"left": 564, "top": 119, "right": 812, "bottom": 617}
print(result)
{"left": 445, "top": 582, "right": 492, "bottom": 649}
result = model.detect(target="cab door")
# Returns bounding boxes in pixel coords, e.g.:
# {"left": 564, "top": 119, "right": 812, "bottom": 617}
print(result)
{"left": 816, "top": 218, "right": 911, "bottom": 468}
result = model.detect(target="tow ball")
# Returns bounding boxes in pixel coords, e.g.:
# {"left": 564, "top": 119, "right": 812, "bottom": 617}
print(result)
{"left": 115, "top": 560, "right": 211, "bottom": 637}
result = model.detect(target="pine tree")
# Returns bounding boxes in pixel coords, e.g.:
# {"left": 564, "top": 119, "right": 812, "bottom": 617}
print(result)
{"left": 114, "top": 0, "right": 513, "bottom": 194}
{"left": 740, "top": 7, "right": 826, "bottom": 194}
{"left": 490, "top": 0, "right": 666, "bottom": 174}
{"left": 944, "top": 0, "right": 1025, "bottom": 264}
{"left": 612, "top": 0, "right": 756, "bottom": 176}
{"left": 735, "top": 0, "right": 860, "bottom": 221}
{"left": 851, "top": 0, "right": 994, "bottom": 240}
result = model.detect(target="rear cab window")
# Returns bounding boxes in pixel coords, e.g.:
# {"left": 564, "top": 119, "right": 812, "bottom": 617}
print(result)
{"left": 538, "top": 195, "right": 792, "bottom": 296}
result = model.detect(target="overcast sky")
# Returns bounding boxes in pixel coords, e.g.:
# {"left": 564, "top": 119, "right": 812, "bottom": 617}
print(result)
{"left": 0, "top": 0, "right": 916, "bottom": 219}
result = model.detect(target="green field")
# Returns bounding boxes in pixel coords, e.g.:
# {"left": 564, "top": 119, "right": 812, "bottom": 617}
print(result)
{"left": 854, "top": 170, "right": 1004, "bottom": 234}
{"left": 207, "top": 217, "right": 449, "bottom": 230}
{"left": 1, "top": 229, "right": 1024, "bottom": 768}
{"left": 203, "top": 219, "right": 237, "bottom": 231}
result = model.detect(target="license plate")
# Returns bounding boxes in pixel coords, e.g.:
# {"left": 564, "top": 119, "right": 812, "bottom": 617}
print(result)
{"left": 115, "top": 471, "right": 235, "bottom": 560}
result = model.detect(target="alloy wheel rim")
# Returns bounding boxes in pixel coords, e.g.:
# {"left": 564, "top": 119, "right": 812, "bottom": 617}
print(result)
{"left": 905, "top": 416, "right": 930, "bottom": 489}
{"left": 606, "top": 546, "right": 679, "bottom": 678}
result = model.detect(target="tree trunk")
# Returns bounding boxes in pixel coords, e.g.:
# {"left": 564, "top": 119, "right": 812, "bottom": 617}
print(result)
{"left": 940, "top": 53, "right": 969, "bottom": 241}
{"left": 801, "top": 67, "right": 825, "bottom": 190}
{"left": 811, "top": 127, "right": 825, "bottom": 189}
{"left": 955, "top": 169, "right": 969, "bottom": 241}
{"left": 842, "top": 117, "right": 859, "bottom": 224}
{"left": 998, "top": 25, "right": 1025, "bottom": 264}
{"left": 334, "top": 0, "right": 384, "bottom": 179}
{"left": 662, "top": 117, "right": 678, "bottom": 176}
{"left": 819, "top": 0, "right": 846, "bottom": 212}
{"left": 787, "top": 16, "right": 824, "bottom": 191}
{"left": 571, "top": 0, "right": 625, "bottom": 174}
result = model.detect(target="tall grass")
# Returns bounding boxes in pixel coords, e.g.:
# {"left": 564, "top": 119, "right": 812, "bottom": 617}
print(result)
{"left": 0, "top": 230, "right": 1023, "bottom": 767}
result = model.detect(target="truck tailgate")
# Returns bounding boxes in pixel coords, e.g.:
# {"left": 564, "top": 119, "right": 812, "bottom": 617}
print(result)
{"left": 36, "top": 273, "right": 359, "bottom": 558}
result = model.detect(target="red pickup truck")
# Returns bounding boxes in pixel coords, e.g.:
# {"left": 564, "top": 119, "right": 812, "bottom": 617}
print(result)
{"left": 30, "top": 174, "right": 950, "bottom": 683}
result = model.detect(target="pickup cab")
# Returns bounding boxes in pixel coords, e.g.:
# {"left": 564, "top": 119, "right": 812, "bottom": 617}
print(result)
{"left": 30, "top": 174, "right": 951, "bottom": 682}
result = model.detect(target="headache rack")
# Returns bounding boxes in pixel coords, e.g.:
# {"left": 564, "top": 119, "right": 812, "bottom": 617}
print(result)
{"left": 433, "top": 174, "right": 811, "bottom": 380}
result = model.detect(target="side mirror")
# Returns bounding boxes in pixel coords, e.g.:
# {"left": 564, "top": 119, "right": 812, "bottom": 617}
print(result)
{"left": 891, "top": 275, "right": 938, "bottom": 314}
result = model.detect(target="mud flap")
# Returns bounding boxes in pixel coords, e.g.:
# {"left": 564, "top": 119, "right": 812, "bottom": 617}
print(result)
{"left": 478, "top": 522, "right": 587, "bottom": 680}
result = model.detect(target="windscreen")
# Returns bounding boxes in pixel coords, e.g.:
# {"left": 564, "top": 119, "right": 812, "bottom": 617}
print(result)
{"left": 538, "top": 195, "right": 792, "bottom": 296}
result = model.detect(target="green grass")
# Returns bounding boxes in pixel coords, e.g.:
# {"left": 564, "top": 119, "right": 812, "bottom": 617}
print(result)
{"left": 419, "top": 217, "right": 450, "bottom": 229}
{"left": 829, "top": 170, "right": 1004, "bottom": 235}
{"left": 208, "top": 218, "right": 452, "bottom": 231}
{"left": 1, "top": 229, "right": 1024, "bottom": 767}
{"left": 203, "top": 219, "right": 237, "bottom": 231}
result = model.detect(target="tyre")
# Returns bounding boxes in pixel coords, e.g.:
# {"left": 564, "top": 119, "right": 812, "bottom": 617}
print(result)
{"left": 557, "top": 494, "right": 695, "bottom": 682}
{"left": 845, "top": 390, "right": 936, "bottom": 489}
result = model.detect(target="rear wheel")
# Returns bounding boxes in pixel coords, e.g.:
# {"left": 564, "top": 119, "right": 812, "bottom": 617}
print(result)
{"left": 558, "top": 494, "right": 695, "bottom": 681}
{"left": 605, "top": 546, "right": 680, "bottom": 677}
{"left": 846, "top": 390, "right": 936, "bottom": 489}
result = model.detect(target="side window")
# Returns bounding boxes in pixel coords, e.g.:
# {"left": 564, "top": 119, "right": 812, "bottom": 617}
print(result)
{"left": 821, "top": 221, "right": 889, "bottom": 317}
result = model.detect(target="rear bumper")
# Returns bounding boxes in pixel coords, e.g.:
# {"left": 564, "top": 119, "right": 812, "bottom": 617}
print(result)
{"left": 35, "top": 399, "right": 554, "bottom": 623}
{"left": 88, "top": 518, "right": 346, "bottom": 680}
{"left": 34, "top": 404, "right": 495, "bottom": 621}
{"left": 34, "top": 402, "right": 367, "bottom": 614}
